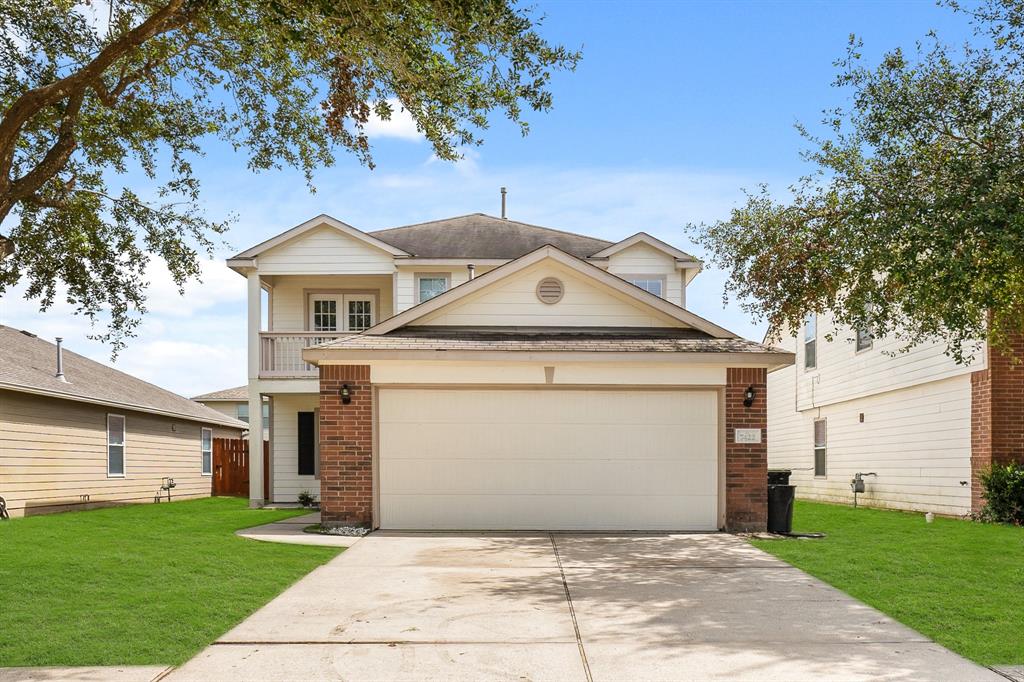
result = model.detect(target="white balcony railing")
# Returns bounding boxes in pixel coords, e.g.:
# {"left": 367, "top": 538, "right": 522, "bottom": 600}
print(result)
{"left": 259, "top": 332, "right": 345, "bottom": 378}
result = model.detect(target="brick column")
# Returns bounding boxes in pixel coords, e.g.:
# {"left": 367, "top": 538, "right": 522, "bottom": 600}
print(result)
{"left": 971, "top": 335, "right": 1024, "bottom": 513}
{"left": 725, "top": 367, "right": 768, "bottom": 532}
{"left": 319, "top": 365, "right": 373, "bottom": 527}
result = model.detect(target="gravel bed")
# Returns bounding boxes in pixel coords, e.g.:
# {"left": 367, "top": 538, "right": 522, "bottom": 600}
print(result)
{"left": 305, "top": 524, "right": 370, "bottom": 537}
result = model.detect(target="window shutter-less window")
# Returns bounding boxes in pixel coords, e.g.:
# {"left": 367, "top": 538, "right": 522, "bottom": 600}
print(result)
{"left": 813, "top": 419, "right": 827, "bottom": 476}
{"left": 297, "top": 412, "right": 316, "bottom": 476}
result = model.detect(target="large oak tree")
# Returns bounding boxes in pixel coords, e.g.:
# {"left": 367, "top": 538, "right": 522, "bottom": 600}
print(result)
{"left": 0, "top": 0, "right": 578, "bottom": 350}
{"left": 690, "top": 0, "right": 1024, "bottom": 363}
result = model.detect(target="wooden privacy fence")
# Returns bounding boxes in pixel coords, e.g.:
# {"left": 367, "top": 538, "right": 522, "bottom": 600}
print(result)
{"left": 212, "top": 438, "right": 269, "bottom": 499}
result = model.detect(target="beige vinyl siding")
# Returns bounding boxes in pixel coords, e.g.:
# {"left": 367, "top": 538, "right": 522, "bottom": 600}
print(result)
{"left": 411, "top": 261, "right": 683, "bottom": 328}
{"left": 200, "top": 401, "right": 241, "bottom": 422}
{"left": 268, "top": 393, "right": 319, "bottom": 503}
{"left": 605, "top": 242, "right": 685, "bottom": 307}
{"left": 0, "top": 390, "right": 242, "bottom": 518}
{"left": 256, "top": 225, "right": 396, "bottom": 275}
{"left": 768, "top": 316, "right": 977, "bottom": 516}
{"left": 268, "top": 274, "right": 394, "bottom": 330}
{"left": 785, "top": 311, "right": 985, "bottom": 410}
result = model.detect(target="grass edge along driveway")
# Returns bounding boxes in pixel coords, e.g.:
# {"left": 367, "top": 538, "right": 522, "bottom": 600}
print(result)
{"left": 0, "top": 497, "right": 341, "bottom": 667}
{"left": 751, "top": 500, "right": 1024, "bottom": 666}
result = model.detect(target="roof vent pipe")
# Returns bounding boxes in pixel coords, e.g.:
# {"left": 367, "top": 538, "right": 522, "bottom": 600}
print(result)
{"left": 500, "top": 187, "right": 507, "bottom": 219}
{"left": 55, "top": 337, "right": 68, "bottom": 382}
{"left": 467, "top": 263, "right": 476, "bottom": 280}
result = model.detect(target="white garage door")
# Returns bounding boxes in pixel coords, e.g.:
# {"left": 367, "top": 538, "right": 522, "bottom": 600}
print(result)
{"left": 378, "top": 388, "right": 719, "bottom": 530}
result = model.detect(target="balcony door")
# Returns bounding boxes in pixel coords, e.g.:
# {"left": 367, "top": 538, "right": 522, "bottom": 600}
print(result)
{"left": 309, "top": 294, "right": 375, "bottom": 333}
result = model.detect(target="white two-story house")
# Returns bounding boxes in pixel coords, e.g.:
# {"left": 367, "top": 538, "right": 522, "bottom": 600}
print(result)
{"left": 767, "top": 313, "right": 1024, "bottom": 517}
{"left": 228, "top": 212, "right": 793, "bottom": 531}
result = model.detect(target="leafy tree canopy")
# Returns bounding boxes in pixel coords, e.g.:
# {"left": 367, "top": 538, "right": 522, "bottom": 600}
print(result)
{"left": 690, "top": 0, "right": 1024, "bottom": 363}
{"left": 0, "top": 0, "right": 579, "bottom": 350}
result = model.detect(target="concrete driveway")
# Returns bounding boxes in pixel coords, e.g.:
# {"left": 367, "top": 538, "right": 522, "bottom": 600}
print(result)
{"left": 170, "top": 533, "right": 999, "bottom": 681}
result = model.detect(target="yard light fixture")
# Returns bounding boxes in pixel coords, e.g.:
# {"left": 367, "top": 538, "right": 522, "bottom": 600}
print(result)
{"left": 743, "top": 386, "right": 755, "bottom": 408}
{"left": 340, "top": 384, "right": 352, "bottom": 405}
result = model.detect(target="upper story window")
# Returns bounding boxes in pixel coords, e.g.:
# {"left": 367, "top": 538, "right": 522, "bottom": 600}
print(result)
{"left": 627, "top": 276, "right": 665, "bottom": 298}
{"left": 855, "top": 304, "right": 873, "bottom": 352}
{"left": 107, "top": 414, "right": 125, "bottom": 477}
{"left": 416, "top": 274, "right": 450, "bottom": 303}
{"left": 804, "top": 313, "right": 817, "bottom": 370}
{"left": 236, "top": 403, "right": 249, "bottom": 423}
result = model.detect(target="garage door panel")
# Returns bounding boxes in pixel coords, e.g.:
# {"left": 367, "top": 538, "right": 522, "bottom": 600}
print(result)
{"left": 381, "top": 493, "right": 719, "bottom": 531}
{"left": 382, "top": 458, "right": 717, "bottom": 497}
{"left": 378, "top": 388, "right": 719, "bottom": 531}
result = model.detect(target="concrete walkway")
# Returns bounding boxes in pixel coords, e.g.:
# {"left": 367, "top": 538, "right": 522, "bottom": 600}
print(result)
{"left": 170, "top": 533, "right": 1001, "bottom": 681}
{"left": 235, "top": 512, "right": 362, "bottom": 548}
{"left": 0, "top": 666, "right": 170, "bottom": 682}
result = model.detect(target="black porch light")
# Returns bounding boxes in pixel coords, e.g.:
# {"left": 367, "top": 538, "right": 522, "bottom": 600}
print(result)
{"left": 743, "top": 385, "right": 756, "bottom": 408}
{"left": 340, "top": 383, "right": 352, "bottom": 404}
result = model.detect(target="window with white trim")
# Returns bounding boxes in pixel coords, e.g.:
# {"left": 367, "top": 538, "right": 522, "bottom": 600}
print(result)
{"left": 804, "top": 313, "right": 817, "bottom": 370}
{"left": 855, "top": 304, "right": 873, "bottom": 352}
{"left": 107, "top": 414, "right": 125, "bottom": 477}
{"left": 814, "top": 419, "right": 827, "bottom": 477}
{"left": 628, "top": 277, "right": 664, "bottom": 298}
{"left": 201, "top": 427, "right": 213, "bottom": 476}
{"left": 417, "top": 274, "right": 449, "bottom": 303}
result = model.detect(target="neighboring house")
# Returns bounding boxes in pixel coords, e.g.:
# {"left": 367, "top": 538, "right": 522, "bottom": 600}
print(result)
{"left": 0, "top": 326, "right": 246, "bottom": 517}
{"left": 193, "top": 385, "right": 270, "bottom": 441}
{"left": 767, "top": 313, "right": 1024, "bottom": 516}
{"left": 229, "top": 212, "right": 792, "bottom": 531}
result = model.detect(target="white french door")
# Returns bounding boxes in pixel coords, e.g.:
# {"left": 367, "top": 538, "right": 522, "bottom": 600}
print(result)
{"left": 309, "top": 294, "right": 375, "bottom": 332}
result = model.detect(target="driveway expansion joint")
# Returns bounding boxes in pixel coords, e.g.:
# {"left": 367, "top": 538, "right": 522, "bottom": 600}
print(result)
{"left": 550, "top": 533, "right": 594, "bottom": 682}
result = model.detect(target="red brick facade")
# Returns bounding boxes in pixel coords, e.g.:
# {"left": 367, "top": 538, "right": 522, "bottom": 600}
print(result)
{"left": 318, "top": 364, "right": 770, "bottom": 531}
{"left": 725, "top": 367, "right": 768, "bottom": 532}
{"left": 319, "top": 365, "right": 373, "bottom": 527}
{"left": 971, "top": 336, "right": 1024, "bottom": 512}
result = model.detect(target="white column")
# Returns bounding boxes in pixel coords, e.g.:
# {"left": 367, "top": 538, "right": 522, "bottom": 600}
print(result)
{"left": 247, "top": 270, "right": 264, "bottom": 507}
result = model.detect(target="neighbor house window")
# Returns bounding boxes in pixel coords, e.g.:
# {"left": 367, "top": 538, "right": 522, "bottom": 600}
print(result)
{"left": 201, "top": 427, "right": 213, "bottom": 476}
{"left": 855, "top": 304, "right": 873, "bottom": 352}
{"left": 814, "top": 419, "right": 827, "bottom": 477}
{"left": 804, "top": 313, "right": 817, "bottom": 369}
{"left": 236, "top": 403, "right": 249, "bottom": 423}
{"left": 416, "top": 274, "right": 449, "bottom": 303}
{"left": 107, "top": 414, "right": 125, "bottom": 477}
{"left": 627, "top": 277, "right": 664, "bottom": 298}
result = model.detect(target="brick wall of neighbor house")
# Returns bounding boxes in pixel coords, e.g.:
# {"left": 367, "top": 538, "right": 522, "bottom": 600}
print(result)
{"left": 971, "top": 334, "right": 1024, "bottom": 512}
{"left": 319, "top": 365, "right": 373, "bottom": 527}
{"left": 726, "top": 367, "right": 768, "bottom": 532}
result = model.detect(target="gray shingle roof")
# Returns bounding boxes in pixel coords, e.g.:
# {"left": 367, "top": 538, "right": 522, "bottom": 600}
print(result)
{"left": 0, "top": 326, "right": 246, "bottom": 428}
{"left": 314, "top": 327, "right": 788, "bottom": 355}
{"left": 369, "top": 213, "right": 614, "bottom": 259}
{"left": 191, "top": 385, "right": 248, "bottom": 401}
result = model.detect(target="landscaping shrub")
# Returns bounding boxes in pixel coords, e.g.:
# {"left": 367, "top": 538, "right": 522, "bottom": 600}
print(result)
{"left": 979, "top": 462, "right": 1024, "bottom": 525}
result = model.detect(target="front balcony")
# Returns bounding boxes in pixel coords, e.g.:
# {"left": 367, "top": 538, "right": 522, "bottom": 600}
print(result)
{"left": 259, "top": 332, "right": 345, "bottom": 378}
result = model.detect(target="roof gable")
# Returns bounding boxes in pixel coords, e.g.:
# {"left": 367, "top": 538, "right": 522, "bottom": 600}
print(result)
{"left": 232, "top": 214, "right": 410, "bottom": 260}
{"left": 366, "top": 246, "right": 736, "bottom": 338}
{"left": 590, "top": 232, "right": 700, "bottom": 262}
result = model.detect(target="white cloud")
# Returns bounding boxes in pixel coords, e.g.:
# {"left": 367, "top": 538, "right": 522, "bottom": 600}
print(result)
{"left": 363, "top": 99, "right": 423, "bottom": 141}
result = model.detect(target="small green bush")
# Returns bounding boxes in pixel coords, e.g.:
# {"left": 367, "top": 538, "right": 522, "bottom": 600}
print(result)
{"left": 979, "top": 462, "right": 1024, "bottom": 525}
{"left": 297, "top": 489, "right": 318, "bottom": 508}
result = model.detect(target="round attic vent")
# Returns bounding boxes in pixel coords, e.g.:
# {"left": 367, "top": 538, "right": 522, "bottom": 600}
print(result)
{"left": 536, "top": 277, "right": 564, "bottom": 304}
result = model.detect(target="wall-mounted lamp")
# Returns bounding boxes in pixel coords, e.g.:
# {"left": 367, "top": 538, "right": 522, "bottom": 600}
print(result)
{"left": 340, "top": 384, "right": 352, "bottom": 405}
{"left": 743, "top": 386, "right": 756, "bottom": 408}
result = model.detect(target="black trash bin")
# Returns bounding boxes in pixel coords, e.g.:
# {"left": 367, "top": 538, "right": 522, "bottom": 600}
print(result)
{"left": 767, "top": 469, "right": 795, "bottom": 534}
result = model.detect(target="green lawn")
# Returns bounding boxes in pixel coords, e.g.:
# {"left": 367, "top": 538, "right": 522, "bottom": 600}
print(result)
{"left": 0, "top": 497, "right": 342, "bottom": 667}
{"left": 751, "top": 501, "right": 1024, "bottom": 666}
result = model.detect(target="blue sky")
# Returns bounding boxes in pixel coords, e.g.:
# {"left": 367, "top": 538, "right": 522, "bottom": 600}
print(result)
{"left": 1, "top": 1, "right": 974, "bottom": 395}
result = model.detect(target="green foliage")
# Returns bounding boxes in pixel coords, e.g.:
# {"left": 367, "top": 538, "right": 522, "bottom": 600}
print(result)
{"left": 0, "top": 0, "right": 579, "bottom": 352}
{"left": 689, "top": 0, "right": 1024, "bottom": 363}
{"left": 752, "top": 500, "right": 1024, "bottom": 665}
{"left": 297, "top": 488, "right": 317, "bottom": 508}
{"left": 0, "top": 497, "right": 340, "bottom": 666}
{"left": 979, "top": 462, "right": 1024, "bottom": 524}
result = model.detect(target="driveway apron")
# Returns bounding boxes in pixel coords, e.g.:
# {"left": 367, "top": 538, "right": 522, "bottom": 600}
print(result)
{"left": 169, "top": 533, "right": 1000, "bottom": 681}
